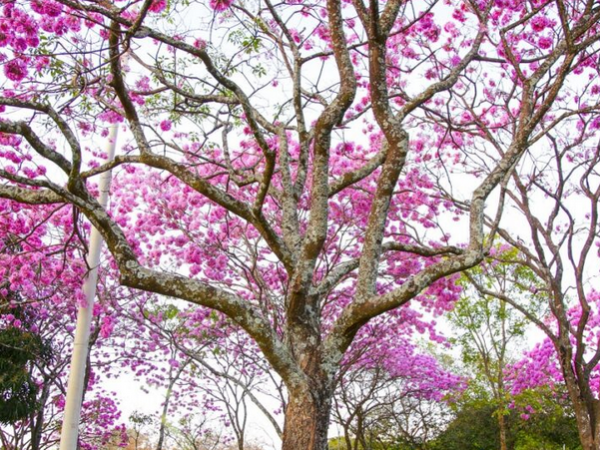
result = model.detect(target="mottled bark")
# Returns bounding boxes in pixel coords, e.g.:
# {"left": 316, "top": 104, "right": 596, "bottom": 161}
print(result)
{"left": 282, "top": 387, "right": 332, "bottom": 450}
{"left": 571, "top": 397, "right": 600, "bottom": 450}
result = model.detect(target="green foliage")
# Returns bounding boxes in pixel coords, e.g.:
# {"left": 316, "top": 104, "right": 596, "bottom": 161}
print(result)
{"left": 227, "top": 29, "right": 263, "bottom": 55}
{"left": 429, "top": 392, "right": 581, "bottom": 450}
{"left": 513, "top": 387, "right": 581, "bottom": 450}
{"left": 430, "top": 403, "right": 505, "bottom": 450}
{"left": 328, "top": 435, "right": 418, "bottom": 450}
{"left": 0, "top": 326, "right": 47, "bottom": 424}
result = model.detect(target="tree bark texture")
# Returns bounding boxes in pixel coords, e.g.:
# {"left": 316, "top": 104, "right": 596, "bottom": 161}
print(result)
{"left": 282, "top": 387, "right": 332, "bottom": 450}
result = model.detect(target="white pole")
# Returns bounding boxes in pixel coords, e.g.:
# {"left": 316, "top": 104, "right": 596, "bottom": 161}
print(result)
{"left": 59, "top": 124, "right": 119, "bottom": 450}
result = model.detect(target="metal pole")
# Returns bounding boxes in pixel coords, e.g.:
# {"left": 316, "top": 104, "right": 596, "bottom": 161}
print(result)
{"left": 59, "top": 124, "right": 119, "bottom": 450}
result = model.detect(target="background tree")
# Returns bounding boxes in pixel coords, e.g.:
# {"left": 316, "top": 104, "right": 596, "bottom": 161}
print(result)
{"left": 412, "top": 1, "right": 600, "bottom": 447}
{"left": 0, "top": 318, "right": 45, "bottom": 426}
{"left": 0, "top": 202, "right": 127, "bottom": 450}
{"left": 468, "top": 229, "right": 600, "bottom": 450}
{"left": 111, "top": 295, "right": 285, "bottom": 448}
{"left": 449, "top": 261, "right": 541, "bottom": 450}
{"left": 332, "top": 322, "right": 460, "bottom": 450}
{"left": 430, "top": 389, "right": 581, "bottom": 450}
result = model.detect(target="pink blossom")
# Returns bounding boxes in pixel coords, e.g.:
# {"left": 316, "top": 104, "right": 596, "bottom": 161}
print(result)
{"left": 44, "top": 1, "right": 63, "bottom": 17}
{"left": 209, "top": 0, "right": 234, "bottom": 12}
{"left": 193, "top": 38, "right": 207, "bottom": 50}
{"left": 30, "top": 0, "right": 63, "bottom": 17}
{"left": 4, "top": 59, "right": 28, "bottom": 82}
{"left": 149, "top": 0, "right": 166, "bottom": 13}
{"left": 530, "top": 16, "right": 549, "bottom": 32}
{"left": 538, "top": 36, "right": 553, "bottom": 50}
{"left": 27, "top": 35, "right": 40, "bottom": 48}
{"left": 160, "top": 119, "right": 172, "bottom": 131}
{"left": 34, "top": 55, "right": 50, "bottom": 71}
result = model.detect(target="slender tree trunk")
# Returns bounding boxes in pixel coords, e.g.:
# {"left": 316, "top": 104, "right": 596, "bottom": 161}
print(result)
{"left": 571, "top": 398, "right": 600, "bottom": 450}
{"left": 498, "top": 412, "right": 507, "bottom": 450}
{"left": 281, "top": 387, "right": 332, "bottom": 450}
{"left": 557, "top": 341, "right": 600, "bottom": 450}
{"left": 356, "top": 410, "right": 368, "bottom": 450}
{"left": 342, "top": 422, "right": 352, "bottom": 450}
{"left": 156, "top": 379, "right": 176, "bottom": 450}
{"left": 30, "top": 381, "right": 50, "bottom": 450}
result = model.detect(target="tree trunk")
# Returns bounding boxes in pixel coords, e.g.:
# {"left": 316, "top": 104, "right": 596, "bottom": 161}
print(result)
{"left": 30, "top": 381, "right": 50, "bottom": 450}
{"left": 498, "top": 412, "right": 507, "bottom": 450}
{"left": 555, "top": 337, "right": 600, "bottom": 450}
{"left": 574, "top": 414, "right": 596, "bottom": 450}
{"left": 572, "top": 398, "right": 600, "bottom": 450}
{"left": 282, "top": 387, "right": 332, "bottom": 450}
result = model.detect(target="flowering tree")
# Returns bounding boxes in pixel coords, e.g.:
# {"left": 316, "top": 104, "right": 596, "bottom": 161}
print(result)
{"left": 464, "top": 121, "right": 600, "bottom": 450}
{"left": 113, "top": 297, "right": 281, "bottom": 450}
{"left": 0, "top": 202, "right": 127, "bottom": 450}
{"left": 332, "top": 323, "right": 462, "bottom": 450}
{"left": 1, "top": 0, "right": 600, "bottom": 448}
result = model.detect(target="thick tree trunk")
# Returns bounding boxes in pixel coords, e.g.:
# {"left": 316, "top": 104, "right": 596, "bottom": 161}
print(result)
{"left": 281, "top": 387, "right": 332, "bottom": 450}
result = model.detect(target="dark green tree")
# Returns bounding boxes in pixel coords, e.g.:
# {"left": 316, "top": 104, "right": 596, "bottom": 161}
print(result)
{"left": 0, "top": 321, "right": 44, "bottom": 424}
{"left": 431, "top": 393, "right": 581, "bottom": 450}
{"left": 431, "top": 403, "right": 506, "bottom": 450}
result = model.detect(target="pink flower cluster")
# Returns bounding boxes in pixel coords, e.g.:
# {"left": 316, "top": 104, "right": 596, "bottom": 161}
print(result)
{"left": 209, "top": 0, "right": 234, "bottom": 12}
{"left": 1, "top": 0, "right": 85, "bottom": 83}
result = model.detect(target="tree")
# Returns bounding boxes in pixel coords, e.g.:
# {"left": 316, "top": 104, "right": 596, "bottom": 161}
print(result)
{"left": 331, "top": 321, "right": 461, "bottom": 450}
{"left": 110, "top": 412, "right": 270, "bottom": 450}
{"left": 430, "top": 390, "right": 582, "bottom": 450}
{"left": 0, "top": 203, "right": 127, "bottom": 450}
{"left": 431, "top": 402, "right": 507, "bottom": 450}
{"left": 468, "top": 212, "right": 600, "bottom": 449}
{"left": 332, "top": 360, "right": 456, "bottom": 450}
{"left": 449, "top": 265, "right": 538, "bottom": 450}
{"left": 112, "top": 295, "right": 285, "bottom": 448}
{"left": 1, "top": 0, "right": 600, "bottom": 449}
{"left": 0, "top": 249, "right": 47, "bottom": 426}
{"left": 510, "top": 387, "right": 582, "bottom": 450}
{"left": 0, "top": 319, "right": 44, "bottom": 425}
